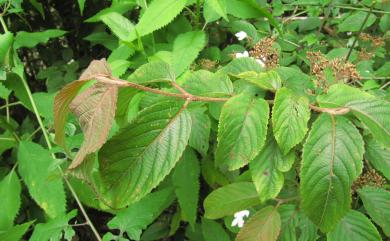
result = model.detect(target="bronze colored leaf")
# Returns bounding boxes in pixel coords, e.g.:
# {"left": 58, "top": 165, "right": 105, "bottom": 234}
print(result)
{"left": 79, "top": 58, "right": 112, "bottom": 81}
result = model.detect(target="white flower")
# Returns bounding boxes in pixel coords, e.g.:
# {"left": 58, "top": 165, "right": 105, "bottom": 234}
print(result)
{"left": 231, "top": 210, "right": 250, "bottom": 228}
{"left": 255, "top": 58, "right": 265, "bottom": 67}
{"left": 347, "top": 32, "right": 352, "bottom": 36}
{"left": 235, "top": 31, "right": 248, "bottom": 41}
{"left": 235, "top": 51, "right": 249, "bottom": 58}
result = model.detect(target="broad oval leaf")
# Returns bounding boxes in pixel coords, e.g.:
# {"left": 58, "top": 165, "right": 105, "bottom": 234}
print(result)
{"left": 202, "top": 219, "right": 231, "bottom": 241}
{"left": 300, "top": 114, "right": 364, "bottom": 232}
{"left": 99, "top": 101, "right": 191, "bottom": 208}
{"left": 0, "top": 169, "right": 21, "bottom": 230}
{"left": 68, "top": 83, "right": 118, "bottom": 169}
{"left": 272, "top": 87, "right": 310, "bottom": 154}
{"left": 327, "top": 210, "right": 382, "bottom": 241}
{"left": 235, "top": 70, "right": 282, "bottom": 91}
{"left": 358, "top": 186, "right": 390, "bottom": 237}
{"left": 127, "top": 61, "right": 175, "bottom": 84}
{"left": 204, "top": 182, "right": 259, "bottom": 219}
{"left": 365, "top": 137, "right": 390, "bottom": 180}
{"left": 183, "top": 70, "right": 233, "bottom": 98}
{"left": 189, "top": 107, "right": 211, "bottom": 156}
{"left": 216, "top": 94, "right": 269, "bottom": 170}
{"left": 100, "top": 12, "right": 134, "bottom": 42}
{"left": 278, "top": 205, "right": 299, "bottom": 241}
{"left": 236, "top": 206, "right": 281, "bottom": 241}
{"left": 204, "top": 0, "right": 228, "bottom": 22}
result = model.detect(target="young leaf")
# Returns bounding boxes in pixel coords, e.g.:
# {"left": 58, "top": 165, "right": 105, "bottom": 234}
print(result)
{"left": 300, "top": 114, "right": 364, "bottom": 232}
{"left": 216, "top": 94, "right": 269, "bottom": 170}
{"left": 365, "top": 137, "right": 390, "bottom": 180}
{"left": 201, "top": 219, "right": 231, "bottom": 241}
{"left": 272, "top": 87, "right": 310, "bottom": 154}
{"left": 68, "top": 83, "right": 118, "bottom": 169}
{"left": 54, "top": 59, "right": 112, "bottom": 149}
{"left": 189, "top": 107, "right": 211, "bottom": 156}
{"left": 0, "top": 169, "right": 21, "bottom": 230}
{"left": 327, "top": 210, "right": 382, "bottom": 241}
{"left": 236, "top": 206, "right": 281, "bottom": 241}
{"left": 0, "top": 221, "right": 34, "bottom": 241}
{"left": 18, "top": 141, "right": 66, "bottom": 218}
{"left": 203, "top": 0, "right": 228, "bottom": 22}
{"left": 183, "top": 70, "right": 233, "bottom": 97}
{"left": 100, "top": 12, "right": 134, "bottom": 42}
{"left": 358, "top": 186, "right": 390, "bottom": 237}
{"left": 172, "top": 148, "right": 200, "bottom": 228}
{"left": 29, "top": 210, "right": 77, "bottom": 241}
{"left": 14, "top": 29, "right": 66, "bottom": 49}
{"left": 107, "top": 188, "right": 175, "bottom": 240}
{"left": 99, "top": 101, "right": 191, "bottom": 208}
{"left": 204, "top": 182, "right": 259, "bottom": 219}
{"left": 172, "top": 31, "right": 206, "bottom": 76}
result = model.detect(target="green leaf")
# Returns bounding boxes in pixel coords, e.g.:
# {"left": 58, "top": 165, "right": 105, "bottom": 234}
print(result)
{"left": 85, "top": 3, "right": 136, "bottom": 22}
{"left": 250, "top": 134, "right": 294, "bottom": 202}
{"left": 327, "top": 210, "right": 382, "bottom": 241}
{"left": 0, "top": 82, "right": 11, "bottom": 99}
{"left": 204, "top": 0, "right": 228, "bottom": 22}
{"left": 100, "top": 12, "right": 134, "bottom": 42}
{"left": 317, "top": 84, "right": 390, "bottom": 147}
{"left": 0, "top": 221, "right": 34, "bottom": 241}
{"left": 0, "top": 32, "right": 13, "bottom": 65}
{"left": 201, "top": 219, "right": 231, "bottom": 241}
{"left": 77, "top": 0, "right": 85, "bottom": 15}
{"left": 358, "top": 186, "right": 390, "bottom": 237}
{"left": 278, "top": 205, "right": 299, "bottom": 241}
{"left": 236, "top": 206, "right": 281, "bottom": 241}
{"left": 365, "top": 137, "right": 390, "bottom": 180}
{"left": 99, "top": 101, "right": 191, "bottom": 208}
{"left": 272, "top": 87, "right": 310, "bottom": 154}
{"left": 14, "top": 30, "right": 66, "bottom": 49}
{"left": 30, "top": 210, "right": 77, "bottom": 241}
{"left": 204, "top": 182, "right": 259, "bottom": 219}
{"left": 172, "top": 31, "right": 206, "bottom": 76}
{"left": 216, "top": 94, "right": 269, "bottom": 170}
{"left": 172, "top": 148, "right": 200, "bottom": 228}
{"left": 338, "top": 12, "right": 377, "bottom": 32}
{"left": 221, "top": 57, "right": 264, "bottom": 76}
{"left": 234, "top": 70, "right": 282, "bottom": 91}
{"left": 0, "top": 169, "right": 21, "bottom": 230}
{"left": 300, "top": 114, "right": 364, "bottom": 232}
{"left": 226, "top": 0, "right": 264, "bottom": 19}
{"left": 127, "top": 61, "right": 175, "bottom": 84}
{"left": 130, "top": 0, "right": 187, "bottom": 41}
{"left": 18, "top": 141, "right": 66, "bottom": 218}
{"left": 189, "top": 107, "right": 211, "bottom": 156}
{"left": 183, "top": 70, "right": 233, "bottom": 97}
{"left": 108, "top": 188, "right": 175, "bottom": 240}
{"left": 298, "top": 214, "right": 318, "bottom": 241}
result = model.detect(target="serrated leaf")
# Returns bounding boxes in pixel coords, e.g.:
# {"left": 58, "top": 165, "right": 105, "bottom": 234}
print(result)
{"left": 101, "top": 12, "right": 135, "bottom": 42}
{"left": 172, "top": 31, "right": 206, "bottom": 76}
{"left": 0, "top": 221, "right": 34, "bottom": 241}
{"left": 99, "top": 101, "right": 191, "bottom": 208}
{"left": 278, "top": 205, "right": 298, "bottom": 241}
{"left": 108, "top": 188, "right": 175, "bottom": 240}
{"left": 204, "top": 0, "right": 228, "bottom": 22}
{"left": 172, "top": 148, "right": 200, "bottom": 228}
{"left": 358, "top": 186, "right": 390, "bottom": 237}
{"left": 201, "top": 219, "right": 231, "bottom": 241}
{"left": 189, "top": 107, "right": 211, "bottom": 156}
{"left": 298, "top": 214, "right": 318, "bottom": 241}
{"left": 300, "top": 114, "right": 364, "bottom": 232}
{"left": 327, "top": 210, "right": 382, "bottom": 241}
{"left": 30, "top": 210, "right": 77, "bottom": 241}
{"left": 54, "top": 59, "right": 112, "bottom": 149}
{"left": 236, "top": 206, "right": 281, "bottom": 241}
{"left": 234, "top": 70, "right": 282, "bottom": 91}
{"left": 183, "top": 70, "right": 233, "bottom": 97}
{"left": 0, "top": 169, "right": 21, "bottom": 230}
{"left": 317, "top": 84, "right": 390, "bottom": 147}
{"left": 204, "top": 182, "right": 259, "bottom": 219}
{"left": 221, "top": 57, "right": 264, "bottom": 75}
{"left": 14, "top": 29, "right": 66, "bottom": 49}
{"left": 68, "top": 83, "right": 118, "bottom": 169}
{"left": 0, "top": 82, "right": 11, "bottom": 99}
{"left": 129, "top": 0, "right": 187, "bottom": 41}
{"left": 127, "top": 61, "right": 175, "bottom": 84}
{"left": 272, "top": 87, "right": 310, "bottom": 154}
{"left": 365, "top": 137, "right": 390, "bottom": 180}
{"left": 216, "top": 94, "right": 269, "bottom": 170}
{"left": 18, "top": 141, "right": 66, "bottom": 218}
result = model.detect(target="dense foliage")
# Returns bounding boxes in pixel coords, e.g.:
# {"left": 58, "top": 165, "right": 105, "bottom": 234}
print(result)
{"left": 0, "top": 0, "right": 389, "bottom": 240}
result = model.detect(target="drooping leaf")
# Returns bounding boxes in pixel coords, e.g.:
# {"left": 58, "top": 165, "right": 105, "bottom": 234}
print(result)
{"left": 172, "top": 31, "right": 206, "bottom": 76}
{"left": 29, "top": 210, "right": 77, "bottom": 241}
{"left": 300, "top": 114, "right": 364, "bottom": 232}
{"left": 68, "top": 83, "right": 118, "bottom": 169}
{"left": 183, "top": 70, "right": 233, "bottom": 97}
{"left": 204, "top": 182, "right": 259, "bottom": 219}
{"left": 201, "top": 219, "right": 231, "bottom": 241}
{"left": 0, "top": 221, "right": 34, "bottom": 241}
{"left": 317, "top": 84, "right": 390, "bottom": 147}
{"left": 100, "top": 12, "right": 134, "bottom": 42}
{"left": 327, "top": 210, "right": 382, "bottom": 241}
{"left": 216, "top": 94, "right": 269, "bottom": 170}
{"left": 172, "top": 148, "right": 200, "bottom": 228}
{"left": 189, "top": 107, "right": 211, "bottom": 156}
{"left": 0, "top": 169, "right": 21, "bottom": 230}
{"left": 203, "top": 0, "right": 228, "bottom": 22}
{"left": 272, "top": 87, "right": 310, "bottom": 154}
{"left": 364, "top": 137, "right": 390, "bottom": 180}
{"left": 99, "top": 101, "right": 191, "bottom": 208}
{"left": 236, "top": 206, "right": 281, "bottom": 241}
{"left": 358, "top": 186, "right": 390, "bottom": 237}
{"left": 107, "top": 188, "right": 175, "bottom": 240}
{"left": 14, "top": 29, "right": 66, "bottom": 49}
{"left": 127, "top": 61, "right": 175, "bottom": 84}
{"left": 54, "top": 59, "right": 112, "bottom": 149}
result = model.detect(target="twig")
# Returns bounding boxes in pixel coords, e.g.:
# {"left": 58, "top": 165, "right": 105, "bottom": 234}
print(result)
{"left": 309, "top": 104, "right": 350, "bottom": 115}
{"left": 0, "top": 101, "right": 22, "bottom": 110}
{"left": 380, "top": 81, "right": 390, "bottom": 90}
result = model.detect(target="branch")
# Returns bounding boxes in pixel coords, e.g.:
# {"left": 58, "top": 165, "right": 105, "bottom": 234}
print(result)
{"left": 309, "top": 104, "right": 350, "bottom": 115}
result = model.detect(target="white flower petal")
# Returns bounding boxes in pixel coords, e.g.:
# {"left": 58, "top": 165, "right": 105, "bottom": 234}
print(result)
{"left": 235, "top": 31, "right": 248, "bottom": 41}
{"left": 237, "top": 219, "right": 245, "bottom": 228}
{"left": 235, "top": 51, "right": 249, "bottom": 58}
{"left": 255, "top": 58, "right": 265, "bottom": 67}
